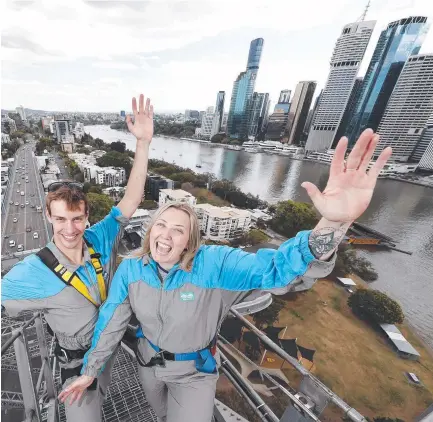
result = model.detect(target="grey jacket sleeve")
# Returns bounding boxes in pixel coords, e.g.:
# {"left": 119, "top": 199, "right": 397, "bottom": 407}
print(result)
{"left": 81, "top": 261, "right": 132, "bottom": 377}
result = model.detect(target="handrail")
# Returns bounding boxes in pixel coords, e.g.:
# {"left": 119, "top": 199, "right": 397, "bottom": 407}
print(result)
{"left": 230, "top": 308, "right": 367, "bottom": 422}
{"left": 1, "top": 314, "right": 38, "bottom": 354}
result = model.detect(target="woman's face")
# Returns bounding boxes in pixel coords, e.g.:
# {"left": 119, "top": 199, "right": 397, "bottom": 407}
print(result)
{"left": 149, "top": 207, "right": 191, "bottom": 269}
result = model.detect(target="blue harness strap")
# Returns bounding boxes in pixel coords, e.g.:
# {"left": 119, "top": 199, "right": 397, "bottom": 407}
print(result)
{"left": 136, "top": 327, "right": 217, "bottom": 374}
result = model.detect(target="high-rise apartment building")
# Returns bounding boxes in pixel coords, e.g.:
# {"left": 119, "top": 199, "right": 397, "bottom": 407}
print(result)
{"left": 248, "top": 92, "right": 270, "bottom": 139}
{"left": 227, "top": 38, "right": 264, "bottom": 140}
{"left": 284, "top": 81, "right": 316, "bottom": 145}
{"left": 201, "top": 106, "right": 215, "bottom": 138}
{"left": 347, "top": 16, "right": 430, "bottom": 145}
{"left": 54, "top": 118, "right": 72, "bottom": 142}
{"left": 305, "top": 20, "right": 375, "bottom": 151}
{"left": 411, "top": 113, "right": 433, "bottom": 163}
{"left": 211, "top": 91, "right": 225, "bottom": 138}
{"left": 333, "top": 77, "right": 363, "bottom": 146}
{"left": 376, "top": 54, "right": 433, "bottom": 162}
{"left": 16, "top": 105, "right": 26, "bottom": 121}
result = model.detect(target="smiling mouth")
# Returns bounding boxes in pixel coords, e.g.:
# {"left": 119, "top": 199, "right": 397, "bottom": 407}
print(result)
{"left": 62, "top": 234, "right": 79, "bottom": 241}
{"left": 156, "top": 241, "right": 172, "bottom": 255}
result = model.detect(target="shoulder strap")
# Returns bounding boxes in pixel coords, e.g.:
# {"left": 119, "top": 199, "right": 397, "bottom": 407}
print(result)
{"left": 84, "top": 238, "right": 107, "bottom": 303}
{"left": 36, "top": 247, "right": 99, "bottom": 307}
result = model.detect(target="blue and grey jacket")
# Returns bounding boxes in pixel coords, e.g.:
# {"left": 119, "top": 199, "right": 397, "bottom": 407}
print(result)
{"left": 82, "top": 230, "right": 336, "bottom": 377}
{"left": 1, "top": 207, "right": 128, "bottom": 352}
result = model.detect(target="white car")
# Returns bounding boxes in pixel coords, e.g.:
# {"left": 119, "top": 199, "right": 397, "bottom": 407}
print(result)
{"left": 13, "top": 218, "right": 18, "bottom": 223}
{"left": 16, "top": 189, "right": 20, "bottom": 193}
{"left": 36, "top": 206, "right": 42, "bottom": 212}
{"left": 9, "top": 240, "right": 16, "bottom": 247}
{"left": 14, "top": 202, "right": 19, "bottom": 206}
{"left": 17, "top": 244, "right": 24, "bottom": 252}
{"left": 25, "top": 201, "right": 29, "bottom": 205}
{"left": 33, "top": 232, "right": 39, "bottom": 239}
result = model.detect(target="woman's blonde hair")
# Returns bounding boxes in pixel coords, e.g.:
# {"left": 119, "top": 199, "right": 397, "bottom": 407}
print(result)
{"left": 136, "top": 202, "right": 201, "bottom": 271}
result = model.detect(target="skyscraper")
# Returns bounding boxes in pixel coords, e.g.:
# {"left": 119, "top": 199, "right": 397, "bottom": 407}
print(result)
{"left": 248, "top": 92, "right": 270, "bottom": 139}
{"left": 332, "top": 77, "right": 363, "bottom": 146}
{"left": 16, "top": 105, "right": 26, "bottom": 121}
{"left": 211, "top": 91, "right": 225, "bottom": 138}
{"left": 411, "top": 113, "right": 433, "bottom": 163}
{"left": 227, "top": 38, "right": 264, "bottom": 140}
{"left": 347, "top": 16, "right": 430, "bottom": 145}
{"left": 304, "top": 90, "right": 322, "bottom": 136}
{"left": 376, "top": 54, "right": 433, "bottom": 162}
{"left": 273, "top": 89, "right": 291, "bottom": 114}
{"left": 305, "top": 20, "right": 375, "bottom": 152}
{"left": 284, "top": 81, "right": 316, "bottom": 145}
{"left": 200, "top": 106, "right": 215, "bottom": 139}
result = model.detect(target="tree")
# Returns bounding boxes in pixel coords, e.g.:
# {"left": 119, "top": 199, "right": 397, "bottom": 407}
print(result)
{"left": 139, "top": 199, "right": 158, "bottom": 209}
{"left": 333, "top": 243, "right": 378, "bottom": 281}
{"left": 256, "top": 218, "right": 267, "bottom": 230}
{"left": 83, "top": 182, "right": 91, "bottom": 193}
{"left": 96, "top": 151, "right": 132, "bottom": 176}
{"left": 73, "top": 171, "right": 85, "bottom": 183}
{"left": 210, "top": 133, "right": 227, "bottom": 143}
{"left": 110, "top": 141, "right": 126, "bottom": 153}
{"left": 246, "top": 229, "right": 269, "bottom": 245}
{"left": 252, "top": 297, "right": 285, "bottom": 330}
{"left": 348, "top": 289, "right": 404, "bottom": 325}
{"left": 269, "top": 200, "right": 318, "bottom": 238}
{"left": 94, "top": 138, "right": 105, "bottom": 148}
{"left": 87, "top": 193, "right": 114, "bottom": 225}
{"left": 89, "top": 185, "right": 103, "bottom": 194}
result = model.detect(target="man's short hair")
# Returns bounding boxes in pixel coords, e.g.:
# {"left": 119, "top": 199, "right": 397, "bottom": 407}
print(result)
{"left": 46, "top": 186, "right": 89, "bottom": 216}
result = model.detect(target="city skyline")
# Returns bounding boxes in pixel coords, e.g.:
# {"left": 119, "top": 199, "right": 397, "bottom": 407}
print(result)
{"left": 2, "top": 0, "right": 433, "bottom": 113}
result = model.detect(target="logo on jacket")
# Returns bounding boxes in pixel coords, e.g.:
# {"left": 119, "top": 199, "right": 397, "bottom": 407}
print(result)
{"left": 180, "top": 292, "right": 195, "bottom": 301}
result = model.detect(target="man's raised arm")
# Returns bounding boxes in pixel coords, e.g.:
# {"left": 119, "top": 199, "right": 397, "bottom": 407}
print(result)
{"left": 117, "top": 94, "right": 154, "bottom": 219}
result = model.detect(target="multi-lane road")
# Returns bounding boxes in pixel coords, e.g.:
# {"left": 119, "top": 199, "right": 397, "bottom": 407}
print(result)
{"left": 2, "top": 142, "right": 49, "bottom": 260}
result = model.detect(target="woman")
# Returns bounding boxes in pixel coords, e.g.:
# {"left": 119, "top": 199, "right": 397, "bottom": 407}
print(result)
{"left": 60, "top": 130, "right": 391, "bottom": 421}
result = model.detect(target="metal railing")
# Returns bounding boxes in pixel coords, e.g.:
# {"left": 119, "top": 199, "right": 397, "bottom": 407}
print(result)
{"left": 2, "top": 305, "right": 367, "bottom": 422}
{"left": 1, "top": 312, "right": 58, "bottom": 422}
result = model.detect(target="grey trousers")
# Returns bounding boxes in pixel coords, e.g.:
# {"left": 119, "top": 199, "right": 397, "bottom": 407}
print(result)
{"left": 138, "top": 363, "right": 218, "bottom": 422}
{"left": 62, "top": 349, "right": 117, "bottom": 422}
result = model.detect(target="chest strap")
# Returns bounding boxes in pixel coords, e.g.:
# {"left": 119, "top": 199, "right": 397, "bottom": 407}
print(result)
{"left": 36, "top": 241, "right": 106, "bottom": 307}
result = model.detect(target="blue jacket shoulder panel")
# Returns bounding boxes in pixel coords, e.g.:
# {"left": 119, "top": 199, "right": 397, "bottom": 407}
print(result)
{"left": 84, "top": 206, "right": 125, "bottom": 265}
{"left": 1, "top": 254, "right": 66, "bottom": 302}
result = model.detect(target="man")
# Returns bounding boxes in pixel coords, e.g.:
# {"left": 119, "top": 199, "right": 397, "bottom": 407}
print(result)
{"left": 1, "top": 94, "right": 153, "bottom": 421}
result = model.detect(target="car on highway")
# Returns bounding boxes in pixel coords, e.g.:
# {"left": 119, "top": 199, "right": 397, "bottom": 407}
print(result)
{"left": 13, "top": 218, "right": 18, "bottom": 223}
{"left": 9, "top": 240, "right": 16, "bottom": 247}
{"left": 26, "top": 180, "right": 29, "bottom": 183}
{"left": 26, "top": 226, "right": 31, "bottom": 232}
{"left": 16, "top": 189, "right": 20, "bottom": 193}
{"left": 33, "top": 232, "right": 39, "bottom": 239}
{"left": 30, "top": 204, "right": 35, "bottom": 208}
{"left": 20, "top": 204, "right": 25, "bottom": 208}
{"left": 25, "top": 201, "right": 29, "bottom": 205}
{"left": 31, "top": 193, "right": 35, "bottom": 197}
{"left": 18, "top": 182, "right": 21, "bottom": 185}
{"left": 9, "top": 200, "right": 13, "bottom": 205}
{"left": 17, "top": 245, "right": 24, "bottom": 252}
{"left": 36, "top": 206, "right": 42, "bottom": 212}
{"left": 20, "top": 191, "right": 24, "bottom": 196}
{"left": 14, "top": 202, "right": 19, "bottom": 206}
{"left": 4, "top": 234, "right": 9, "bottom": 239}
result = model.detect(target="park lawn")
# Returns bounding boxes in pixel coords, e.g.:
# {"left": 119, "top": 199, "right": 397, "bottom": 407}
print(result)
{"left": 263, "top": 278, "right": 433, "bottom": 421}
{"left": 185, "top": 187, "right": 231, "bottom": 207}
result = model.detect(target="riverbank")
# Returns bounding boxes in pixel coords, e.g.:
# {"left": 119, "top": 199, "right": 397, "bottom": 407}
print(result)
{"left": 261, "top": 276, "right": 433, "bottom": 420}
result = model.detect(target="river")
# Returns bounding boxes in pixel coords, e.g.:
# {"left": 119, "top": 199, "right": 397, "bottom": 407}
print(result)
{"left": 85, "top": 125, "right": 433, "bottom": 348}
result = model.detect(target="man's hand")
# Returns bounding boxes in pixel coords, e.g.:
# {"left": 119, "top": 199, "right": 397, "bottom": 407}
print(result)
{"left": 58, "top": 375, "right": 95, "bottom": 406}
{"left": 302, "top": 129, "right": 392, "bottom": 223}
{"left": 126, "top": 94, "right": 154, "bottom": 143}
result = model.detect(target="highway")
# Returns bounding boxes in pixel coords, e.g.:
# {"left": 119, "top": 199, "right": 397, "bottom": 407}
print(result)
{"left": 1, "top": 141, "right": 50, "bottom": 261}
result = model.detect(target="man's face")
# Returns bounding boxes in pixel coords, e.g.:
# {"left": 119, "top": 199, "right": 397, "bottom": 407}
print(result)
{"left": 46, "top": 200, "right": 88, "bottom": 250}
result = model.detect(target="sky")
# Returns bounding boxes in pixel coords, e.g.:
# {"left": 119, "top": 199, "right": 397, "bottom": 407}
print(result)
{"left": 1, "top": 0, "right": 433, "bottom": 113}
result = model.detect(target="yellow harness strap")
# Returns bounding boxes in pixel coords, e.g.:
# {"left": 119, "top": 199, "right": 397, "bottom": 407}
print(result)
{"left": 37, "top": 242, "right": 107, "bottom": 307}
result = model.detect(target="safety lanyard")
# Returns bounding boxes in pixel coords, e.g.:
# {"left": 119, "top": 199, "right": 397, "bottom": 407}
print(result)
{"left": 36, "top": 241, "right": 107, "bottom": 307}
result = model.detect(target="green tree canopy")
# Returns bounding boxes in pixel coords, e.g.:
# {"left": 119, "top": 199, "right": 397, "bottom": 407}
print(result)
{"left": 87, "top": 193, "right": 114, "bottom": 225}
{"left": 96, "top": 151, "right": 132, "bottom": 176}
{"left": 348, "top": 289, "right": 404, "bottom": 325}
{"left": 252, "top": 297, "right": 285, "bottom": 330}
{"left": 269, "top": 200, "right": 318, "bottom": 238}
{"left": 139, "top": 199, "right": 158, "bottom": 209}
{"left": 110, "top": 141, "right": 126, "bottom": 153}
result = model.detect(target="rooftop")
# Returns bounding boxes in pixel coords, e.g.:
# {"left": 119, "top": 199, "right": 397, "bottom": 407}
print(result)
{"left": 160, "top": 188, "right": 193, "bottom": 199}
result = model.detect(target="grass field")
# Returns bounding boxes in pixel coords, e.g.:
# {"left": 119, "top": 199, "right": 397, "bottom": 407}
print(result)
{"left": 261, "top": 278, "right": 433, "bottom": 420}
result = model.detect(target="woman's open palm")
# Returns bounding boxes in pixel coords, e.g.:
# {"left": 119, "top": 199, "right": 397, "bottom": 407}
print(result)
{"left": 302, "top": 129, "right": 392, "bottom": 222}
